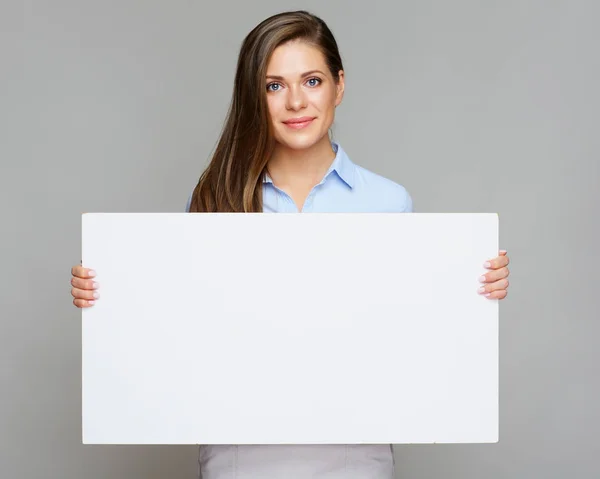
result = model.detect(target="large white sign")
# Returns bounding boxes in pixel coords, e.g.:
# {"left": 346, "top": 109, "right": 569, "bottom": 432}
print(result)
{"left": 82, "top": 213, "right": 498, "bottom": 445}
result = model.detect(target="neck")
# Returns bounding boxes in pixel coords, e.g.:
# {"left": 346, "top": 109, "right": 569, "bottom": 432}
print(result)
{"left": 267, "top": 136, "right": 336, "bottom": 189}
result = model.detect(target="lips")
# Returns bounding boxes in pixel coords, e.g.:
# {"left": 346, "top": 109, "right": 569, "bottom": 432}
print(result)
{"left": 283, "top": 117, "right": 315, "bottom": 130}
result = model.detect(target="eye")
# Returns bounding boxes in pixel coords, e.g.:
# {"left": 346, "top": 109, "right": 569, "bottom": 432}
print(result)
{"left": 267, "top": 82, "right": 282, "bottom": 92}
{"left": 306, "top": 77, "right": 322, "bottom": 87}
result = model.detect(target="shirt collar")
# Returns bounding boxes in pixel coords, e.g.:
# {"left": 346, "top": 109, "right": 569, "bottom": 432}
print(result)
{"left": 263, "top": 142, "right": 355, "bottom": 188}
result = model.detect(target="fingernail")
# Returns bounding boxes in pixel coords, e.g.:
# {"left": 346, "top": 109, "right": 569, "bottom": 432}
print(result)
{"left": 92, "top": 282, "right": 99, "bottom": 289}
{"left": 483, "top": 262, "right": 491, "bottom": 268}
{"left": 478, "top": 275, "right": 486, "bottom": 283}
{"left": 500, "top": 250, "right": 507, "bottom": 254}
{"left": 89, "top": 270, "right": 96, "bottom": 277}
{"left": 478, "top": 287, "right": 486, "bottom": 294}
{"left": 88, "top": 300, "right": 95, "bottom": 305}
{"left": 93, "top": 292, "right": 100, "bottom": 299}
{"left": 484, "top": 293, "right": 491, "bottom": 297}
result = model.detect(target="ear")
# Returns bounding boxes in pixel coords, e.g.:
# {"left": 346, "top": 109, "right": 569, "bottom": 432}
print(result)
{"left": 335, "top": 70, "right": 345, "bottom": 107}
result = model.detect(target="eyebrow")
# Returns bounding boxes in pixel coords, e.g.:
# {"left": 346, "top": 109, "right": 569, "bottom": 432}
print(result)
{"left": 265, "top": 70, "right": 326, "bottom": 80}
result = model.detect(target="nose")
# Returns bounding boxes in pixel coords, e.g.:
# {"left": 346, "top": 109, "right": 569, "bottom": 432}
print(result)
{"left": 286, "top": 85, "right": 307, "bottom": 111}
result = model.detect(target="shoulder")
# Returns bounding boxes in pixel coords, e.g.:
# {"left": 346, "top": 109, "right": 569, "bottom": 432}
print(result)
{"left": 335, "top": 143, "right": 413, "bottom": 212}
{"left": 352, "top": 163, "right": 413, "bottom": 212}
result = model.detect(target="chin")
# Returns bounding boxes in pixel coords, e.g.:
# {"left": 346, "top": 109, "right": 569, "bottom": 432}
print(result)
{"left": 274, "top": 132, "right": 328, "bottom": 151}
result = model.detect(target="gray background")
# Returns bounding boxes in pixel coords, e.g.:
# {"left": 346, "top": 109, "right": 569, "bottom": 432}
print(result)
{"left": 3, "top": 0, "right": 599, "bottom": 477}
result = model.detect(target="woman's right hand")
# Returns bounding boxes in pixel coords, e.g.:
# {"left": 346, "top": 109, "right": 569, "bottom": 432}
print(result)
{"left": 71, "top": 264, "right": 99, "bottom": 308}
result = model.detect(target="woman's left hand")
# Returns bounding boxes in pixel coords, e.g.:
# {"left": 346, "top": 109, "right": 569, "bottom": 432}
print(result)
{"left": 478, "top": 250, "right": 510, "bottom": 300}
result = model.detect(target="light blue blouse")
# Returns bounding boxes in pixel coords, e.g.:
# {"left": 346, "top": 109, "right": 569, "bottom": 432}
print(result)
{"left": 186, "top": 142, "right": 412, "bottom": 214}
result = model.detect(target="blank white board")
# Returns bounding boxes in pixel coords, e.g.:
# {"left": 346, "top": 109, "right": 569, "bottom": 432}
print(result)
{"left": 81, "top": 213, "right": 498, "bottom": 445}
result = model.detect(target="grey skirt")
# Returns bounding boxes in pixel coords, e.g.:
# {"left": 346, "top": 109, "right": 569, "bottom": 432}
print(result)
{"left": 197, "top": 444, "right": 395, "bottom": 479}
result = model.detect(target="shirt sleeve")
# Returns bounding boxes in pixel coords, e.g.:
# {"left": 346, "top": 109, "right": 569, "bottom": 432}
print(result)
{"left": 185, "top": 193, "right": 192, "bottom": 212}
{"left": 403, "top": 189, "right": 414, "bottom": 212}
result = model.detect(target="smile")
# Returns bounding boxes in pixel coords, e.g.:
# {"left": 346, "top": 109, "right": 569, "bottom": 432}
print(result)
{"left": 283, "top": 117, "right": 315, "bottom": 130}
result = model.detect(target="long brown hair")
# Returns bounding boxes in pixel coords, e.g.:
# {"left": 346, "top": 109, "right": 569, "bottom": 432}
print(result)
{"left": 188, "top": 10, "right": 344, "bottom": 212}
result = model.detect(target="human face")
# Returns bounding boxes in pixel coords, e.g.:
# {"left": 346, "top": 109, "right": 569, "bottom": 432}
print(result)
{"left": 265, "top": 41, "right": 344, "bottom": 151}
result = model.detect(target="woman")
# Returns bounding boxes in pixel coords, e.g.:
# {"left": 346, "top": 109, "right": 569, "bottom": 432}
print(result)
{"left": 71, "top": 10, "right": 510, "bottom": 479}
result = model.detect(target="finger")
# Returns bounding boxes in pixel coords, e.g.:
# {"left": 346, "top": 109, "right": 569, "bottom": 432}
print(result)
{"left": 71, "top": 276, "right": 99, "bottom": 291}
{"left": 499, "top": 250, "right": 507, "bottom": 256}
{"left": 478, "top": 278, "right": 509, "bottom": 295}
{"left": 71, "top": 287, "right": 100, "bottom": 302}
{"left": 485, "top": 289, "right": 508, "bottom": 300}
{"left": 73, "top": 298, "right": 95, "bottom": 308}
{"left": 71, "top": 265, "right": 96, "bottom": 279}
{"left": 479, "top": 266, "right": 509, "bottom": 284}
{"left": 484, "top": 254, "right": 509, "bottom": 270}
